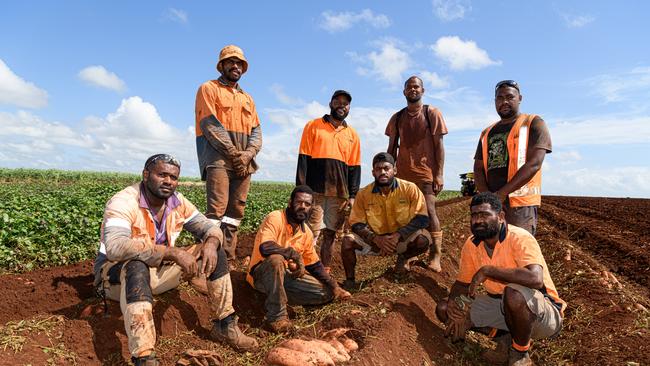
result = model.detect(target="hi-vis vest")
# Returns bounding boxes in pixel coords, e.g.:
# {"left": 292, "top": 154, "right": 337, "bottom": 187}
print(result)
{"left": 480, "top": 114, "right": 542, "bottom": 207}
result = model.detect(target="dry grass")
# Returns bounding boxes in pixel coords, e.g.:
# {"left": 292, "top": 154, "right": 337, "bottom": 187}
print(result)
{"left": 0, "top": 315, "right": 64, "bottom": 353}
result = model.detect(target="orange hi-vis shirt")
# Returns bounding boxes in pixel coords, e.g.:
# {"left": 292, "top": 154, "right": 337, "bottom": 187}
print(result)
{"left": 246, "top": 209, "right": 320, "bottom": 286}
{"left": 457, "top": 224, "right": 567, "bottom": 315}
{"left": 296, "top": 116, "right": 361, "bottom": 198}
{"left": 195, "top": 78, "right": 260, "bottom": 136}
{"left": 349, "top": 178, "right": 428, "bottom": 235}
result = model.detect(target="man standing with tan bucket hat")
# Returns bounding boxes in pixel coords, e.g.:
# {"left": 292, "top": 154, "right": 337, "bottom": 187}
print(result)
{"left": 195, "top": 45, "right": 263, "bottom": 268}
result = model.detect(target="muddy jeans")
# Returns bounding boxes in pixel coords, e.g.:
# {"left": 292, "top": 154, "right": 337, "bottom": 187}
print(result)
{"left": 504, "top": 201, "right": 538, "bottom": 236}
{"left": 205, "top": 167, "right": 252, "bottom": 260}
{"left": 251, "top": 254, "right": 334, "bottom": 322}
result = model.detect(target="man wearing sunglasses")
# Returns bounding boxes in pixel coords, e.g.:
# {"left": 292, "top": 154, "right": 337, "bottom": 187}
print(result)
{"left": 93, "top": 154, "right": 258, "bottom": 366}
{"left": 195, "top": 45, "right": 263, "bottom": 268}
{"left": 473, "top": 80, "right": 552, "bottom": 236}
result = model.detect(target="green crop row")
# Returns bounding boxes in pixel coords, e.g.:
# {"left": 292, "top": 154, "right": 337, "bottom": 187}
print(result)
{"left": 0, "top": 169, "right": 458, "bottom": 273}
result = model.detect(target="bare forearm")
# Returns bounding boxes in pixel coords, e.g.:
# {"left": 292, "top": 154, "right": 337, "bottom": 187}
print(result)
{"left": 432, "top": 137, "right": 445, "bottom": 179}
{"left": 473, "top": 160, "right": 489, "bottom": 192}
{"left": 482, "top": 265, "right": 543, "bottom": 289}
{"left": 387, "top": 136, "right": 398, "bottom": 158}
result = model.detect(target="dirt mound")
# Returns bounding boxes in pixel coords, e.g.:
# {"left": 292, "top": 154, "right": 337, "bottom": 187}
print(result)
{"left": 1, "top": 196, "right": 649, "bottom": 365}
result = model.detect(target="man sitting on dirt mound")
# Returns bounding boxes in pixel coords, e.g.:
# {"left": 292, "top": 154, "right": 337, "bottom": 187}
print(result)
{"left": 435, "top": 192, "right": 566, "bottom": 366}
{"left": 341, "top": 152, "right": 432, "bottom": 289}
{"left": 247, "top": 185, "right": 352, "bottom": 333}
{"left": 93, "top": 154, "right": 258, "bottom": 366}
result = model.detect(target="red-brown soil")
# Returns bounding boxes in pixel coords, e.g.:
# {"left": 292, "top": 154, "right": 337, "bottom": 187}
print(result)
{"left": 1, "top": 196, "right": 649, "bottom": 365}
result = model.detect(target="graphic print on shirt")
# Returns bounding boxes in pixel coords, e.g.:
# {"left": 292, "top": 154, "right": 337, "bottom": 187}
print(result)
{"left": 487, "top": 132, "right": 509, "bottom": 171}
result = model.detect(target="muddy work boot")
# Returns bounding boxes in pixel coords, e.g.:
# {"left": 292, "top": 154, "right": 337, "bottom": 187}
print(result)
{"left": 210, "top": 315, "right": 258, "bottom": 352}
{"left": 509, "top": 348, "right": 533, "bottom": 366}
{"left": 265, "top": 317, "right": 294, "bottom": 333}
{"left": 342, "top": 279, "right": 359, "bottom": 291}
{"left": 131, "top": 353, "right": 160, "bottom": 366}
{"left": 482, "top": 332, "right": 511, "bottom": 364}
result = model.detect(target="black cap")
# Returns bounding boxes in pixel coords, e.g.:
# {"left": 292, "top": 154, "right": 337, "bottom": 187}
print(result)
{"left": 372, "top": 152, "right": 395, "bottom": 166}
{"left": 331, "top": 89, "right": 352, "bottom": 102}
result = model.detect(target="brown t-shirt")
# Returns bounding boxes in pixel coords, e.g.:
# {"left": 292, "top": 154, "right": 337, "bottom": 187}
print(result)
{"left": 385, "top": 105, "right": 448, "bottom": 183}
{"left": 474, "top": 116, "right": 552, "bottom": 192}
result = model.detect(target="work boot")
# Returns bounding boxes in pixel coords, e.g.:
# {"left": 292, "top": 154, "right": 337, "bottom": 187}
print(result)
{"left": 395, "top": 254, "right": 411, "bottom": 273}
{"left": 131, "top": 353, "right": 160, "bottom": 366}
{"left": 342, "top": 279, "right": 358, "bottom": 291}
{"left": 427, "top": 232, "right": 443, "bottom": 272}
{"left": 266, "top": 317, "right": 294, "bottom": 333}
{"left": 482, "top": 333, "right": 511, "bottom": 364}
{"left": 210, "top": 315, "right": 258, "bottom": 352}
{"left": 508, "top": 349, "right": 533, "bottom": 366}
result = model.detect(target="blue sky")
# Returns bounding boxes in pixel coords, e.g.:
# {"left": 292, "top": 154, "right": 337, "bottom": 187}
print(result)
{"left": 1, "top": 1, "right": 649, "bottom": 197}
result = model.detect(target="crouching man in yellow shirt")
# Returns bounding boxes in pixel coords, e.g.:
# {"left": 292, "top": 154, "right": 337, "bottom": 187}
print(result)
{"left": 341, "top": 152, "right": 431, "bottom": 289}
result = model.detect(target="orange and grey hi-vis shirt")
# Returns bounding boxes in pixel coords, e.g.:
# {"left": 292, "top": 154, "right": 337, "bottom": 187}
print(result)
{"left": 296, "top": 115, "right": 361, "bottom": 198}
{"left": 195, "top": 77, "right": 262, "bottom": 180}
{"left": 92, "top": 183, "right": 222, "bottom": 287}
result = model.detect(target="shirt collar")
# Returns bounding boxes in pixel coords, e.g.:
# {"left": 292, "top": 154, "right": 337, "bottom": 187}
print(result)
{"left": 323, "top": 114, "right": 348, "bottom": 128}
{"left": 371, "top": 178, "right": 399, "bottom": 194}
{"left": 471, "top": 223, "right": 508, "bottom": 246}
{"left": 139, "top": 182, "right": 181, "bottom": 211}
{"left": 217, "top": 76, "right": 242, "bottom": 92}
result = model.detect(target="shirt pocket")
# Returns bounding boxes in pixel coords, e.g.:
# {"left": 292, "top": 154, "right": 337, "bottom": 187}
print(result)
{"left": 394, "top": 199, "right": 411, "bottom": 227}
{"left": 366, "top": 203, "right": 385, "bottom": 233}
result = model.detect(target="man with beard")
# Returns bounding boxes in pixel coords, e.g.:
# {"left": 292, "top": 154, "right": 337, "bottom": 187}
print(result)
{"left": 473, "top": 80, "right": 552, "bottom": 236}
{"left": 93, "top": 154, "right": 258, "bottom": 366}
{"left": 195, "top": 45, "right": 263, "bottom": 268}
{"left": 386, "top": 76, "right": 448, "bottom": 272}
{"left": 247, "top": 185, "right": 351, "bottom": 333}
{"left": 296, "top": 90, "right": 361, "bottom": 272}
{"left": 340, "top": 152, "right": 431, "bottom": 289}
{"left": 435, "top": 192, "right": 565, "bottom": 366}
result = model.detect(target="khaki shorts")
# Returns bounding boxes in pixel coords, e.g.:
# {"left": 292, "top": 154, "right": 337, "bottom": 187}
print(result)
{"left": 470, "top": 283, "right": 562, "bottom": 339}
{"left": 308, "top": 193, "right": 348, "bottom": 233}
{"left": 504, "top": 202, "right": 538, "bottom": 236}
{"left": 345, "top": 229, "right": 431, "bottom": 256}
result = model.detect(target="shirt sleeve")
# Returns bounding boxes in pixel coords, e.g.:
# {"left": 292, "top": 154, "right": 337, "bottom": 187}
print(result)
{"left": 384, "top": 114, "right": 397, "bottom": 137}
{"left": 512, "top": 233, "right": 546, "bottom": 269}
{"left": 348, "top": 189, "right": 367, "bottom": 226}
{"left": 428, "top": 108, "right": 448, "bottom": 136}
{"left": 195, "top": 83, "right": 219, "bottom": 125}
{"left": 300, "top": 231, "right": 319, "bottom": 266}
{"left": 298, "top": 121, "right": 313, "bottom": 156}
{"left": 456, "top": 240, "right": 478, "bottom": 284}
{"left": 529, "top": 116, "right": 552, "bottom": 153}
{"left": 257, "top": 212, "right": 282, "bottom": 246}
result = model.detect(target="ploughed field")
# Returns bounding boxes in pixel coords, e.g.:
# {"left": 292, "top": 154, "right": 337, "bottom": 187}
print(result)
{"left": 1, "top": 171, "right": 648, "bottom": 365}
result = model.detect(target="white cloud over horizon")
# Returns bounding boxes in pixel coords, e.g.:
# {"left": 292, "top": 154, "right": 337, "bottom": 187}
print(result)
{"left": 432, "top": 0, "right": 471, "bottom": 22}
{"left": 586, "top": 66, "right": 650, "bottom": 104}
{"left": 319, "top": 9, "right": 390, "bottom": 33}
{"left": 0, "top": 59, "right": 48, "bottom": 109}
{"left": 78, "top": 65, "right": 127, "bottom": 92}
{"left": 432, "top": 36, "right": 501, "bottom": 71}
{"left": 348, "top": 39, "right": 412, "bottom": 86}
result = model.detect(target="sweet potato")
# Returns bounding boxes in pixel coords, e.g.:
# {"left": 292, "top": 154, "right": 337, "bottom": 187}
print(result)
{"left": 266, "top": 346, "right": 317, "bottom": 366}
{"left": 309, "top": 339, "right": 349, "bottom": 363}
{"left": 340, "top": 337, "right": 358, "bottom": 352}
{"left": 326, "top": 338, "right": 351, "bottom": 362}
{"left": 279, "top": 339, "right": 335, "bottom": 366}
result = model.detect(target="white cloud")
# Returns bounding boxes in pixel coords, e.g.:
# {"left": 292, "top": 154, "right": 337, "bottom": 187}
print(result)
{"left": 269, "top": 83, "right": 304, "bottom": 106}
{"left": 432, "top": 0, "right": 471, "bottom": 21}
{"left": 0, "top": 59, "right": 48, "bottom": 108}
{"left": 0, "top": 97, "right": 198, "bottom": 175}
{"left": 320, "top": 9, "right": 390, "bottom": 33}
{"left": 545, "top": 167, "right": 650, "bottom": 198}
{"left": 550, "top": 114, "right": 650, "bottom": 146}
{"left": 551, "top": 150, "right": 582, "bottom": 165}
{"left": 420, "top": 71, "right": 449, "bottom": 89}
{"left": 586, "top": 66, "right": 650, "bottom": 103}
{"left": 561, "top": 13, "right": 595, "bottom": 28}
{"left": 78, "top": 65, "right": 126, "bottom": 92}
{"left": 349, "top": 40, "right": 411, "bottom": 86}
{"left": 432, "top": 36, "right": 501, "bottom": 71}
{"left": 165, "top": 8, "right": 188, "bottom": 24}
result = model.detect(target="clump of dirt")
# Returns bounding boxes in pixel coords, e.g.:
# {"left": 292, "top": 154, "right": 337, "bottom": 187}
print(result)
{"left": 1, "top": 196, "right": 649, "bottom": 365}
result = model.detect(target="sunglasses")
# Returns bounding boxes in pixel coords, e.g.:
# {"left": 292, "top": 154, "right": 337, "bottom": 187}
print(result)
{"left": 144, "top": 154, "right": 181, "bottom": 170}
{"left": 495, "top": 80, "right": 520, "bottom": 92}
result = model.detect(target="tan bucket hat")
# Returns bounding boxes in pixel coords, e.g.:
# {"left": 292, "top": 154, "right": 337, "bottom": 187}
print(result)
{"left": 216, "top": 45, "right": 248, "bottom": 74}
